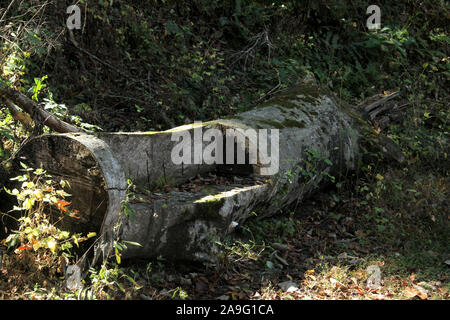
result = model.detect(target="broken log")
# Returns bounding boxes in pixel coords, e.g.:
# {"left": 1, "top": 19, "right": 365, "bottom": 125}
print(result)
{"left": 2, "top": 80, "right": 362, "bottom": 263}
{"left": 117, "top": 81, "right": 360, "bottom": 261}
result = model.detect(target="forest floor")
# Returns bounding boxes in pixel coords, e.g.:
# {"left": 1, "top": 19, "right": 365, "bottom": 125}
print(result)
{"left": 1, "top": 163, "right": 448, "bottom": 300}
{"left": 117, "top": 170, "right": 449, "bottom": 301}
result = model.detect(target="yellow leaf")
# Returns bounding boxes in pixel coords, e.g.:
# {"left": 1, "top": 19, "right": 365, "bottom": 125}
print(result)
{"left": 72, "top": 235, "right": 79, "bottom": 247}
{"left": 33, "top": 189, "right": 43, "bottom": 199}
{"left": 23, "top": 198, "right": 34, "bottom": 210}
{"left": 33, "top": 241, "right": 42, "bottom": 251}
{"left": 47, "top": 238, "right": 57, "bottom": 253}
{"left": 115, "top": 248, "right": 121, "bottom": 264}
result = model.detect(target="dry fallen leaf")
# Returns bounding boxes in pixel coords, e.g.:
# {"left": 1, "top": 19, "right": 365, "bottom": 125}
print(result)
{"left": 403, "top": 287, "right": 427, "bottom": 300}
{"left": 56, "top": 200, "right": 71, "bottom": 212}
{"left": 368, "top": 293, "right": 385, "bottom": 300}
{"left": 413, "top": 285, "right": 429, "bottom": 300}
{"left": 330, "top": 277, "right": 344, "bottom": 289}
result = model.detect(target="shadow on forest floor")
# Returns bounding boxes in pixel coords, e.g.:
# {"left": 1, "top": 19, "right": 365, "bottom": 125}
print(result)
{"left": 113, "top": 166, "right": 449, "bottom": 300}
{"left": 0, "top": 165, "right": 448, "bottom": 300}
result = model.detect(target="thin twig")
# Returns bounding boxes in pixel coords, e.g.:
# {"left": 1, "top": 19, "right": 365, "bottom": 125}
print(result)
{"left": 0, "top": 0, "right": 17, "bottom": 25}
{"left": 253, "top": 69, "right": 282, "bottom": 104}
{"left": 231, "top": 30, "right": 274, "bottom": 70}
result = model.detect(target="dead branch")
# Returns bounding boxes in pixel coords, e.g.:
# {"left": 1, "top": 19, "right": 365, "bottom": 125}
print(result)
{"left": 231, "top": 30, "right": 274, "bottom": 70}
{"left": 1, "top": 97, "right": 33, "bottom": 132}
{"left": 358, "top": 91, "right": 400, "bottom": 121}
{"left": 0, "top": 83, "right": 81, "bottom": 133}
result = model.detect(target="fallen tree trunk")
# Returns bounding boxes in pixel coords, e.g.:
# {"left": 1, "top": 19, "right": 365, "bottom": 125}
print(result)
{"left": 117, "top": 81, "right": 361, "bottom": 261}
{"left": 3, "top": 79, "right": 365, "bottom": 263}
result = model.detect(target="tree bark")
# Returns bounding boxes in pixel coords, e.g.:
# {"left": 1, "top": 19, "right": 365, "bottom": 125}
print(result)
{"left": 117, "top": 80, "right": 361, "bottom": 261}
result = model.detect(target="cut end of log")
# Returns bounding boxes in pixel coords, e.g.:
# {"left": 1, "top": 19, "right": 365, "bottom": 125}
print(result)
{"left": 8, "top": 133, "right": 126, "bottom": 235}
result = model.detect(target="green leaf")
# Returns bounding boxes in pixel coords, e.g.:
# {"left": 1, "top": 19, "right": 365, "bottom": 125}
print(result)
{"left": 374, "top": 207, "right": 385, "bottom": 214}
{"left": 265, "top": 261, "right": 274, "bottom": 269}
{"left": 59, "top": 231, "right": 70, "bottom": 239}
{"left": 33, "top": 168, "right": 45, "bottom": 175}
{"left": 61, "top": 242, "right": 73, "bottom": 251}
{"left": 164, "top": 20, "right": 181, "bottom": 35}
{"left": 114, "top": 242, "right": 124, "bottom": 251}
{"left": 122, "top": 240, "right": 142, "bottom": 247}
